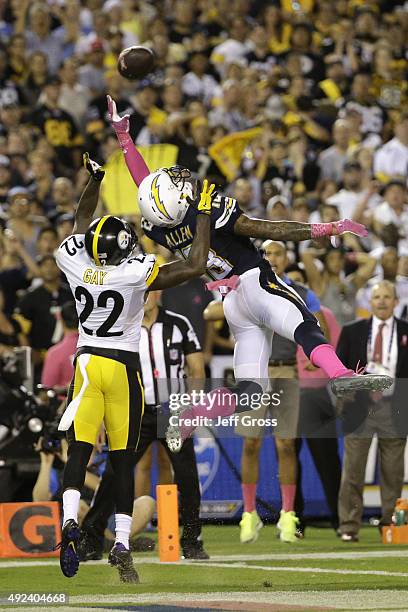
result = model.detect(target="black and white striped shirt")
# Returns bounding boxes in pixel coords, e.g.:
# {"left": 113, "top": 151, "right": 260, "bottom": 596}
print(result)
{"left": 140, "top": 308, "right": 201, "bottom": 406}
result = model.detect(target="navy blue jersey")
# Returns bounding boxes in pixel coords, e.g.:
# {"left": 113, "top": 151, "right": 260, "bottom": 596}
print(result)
{"left": 141, "top": 196, "right": 263, "bottom": 280}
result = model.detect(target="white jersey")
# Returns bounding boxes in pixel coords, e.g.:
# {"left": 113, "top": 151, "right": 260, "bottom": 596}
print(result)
{"left": 56, "top": 234, "right": 158, "bottom": 353}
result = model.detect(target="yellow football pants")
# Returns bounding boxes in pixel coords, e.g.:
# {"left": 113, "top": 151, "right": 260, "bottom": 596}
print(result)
{"left": 67, "top": 354, "right": 144, "bottom": 451}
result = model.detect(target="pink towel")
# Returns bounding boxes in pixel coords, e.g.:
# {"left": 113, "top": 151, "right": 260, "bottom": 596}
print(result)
{"left": 206, "top": 275, "right": 240, "bottom": 295}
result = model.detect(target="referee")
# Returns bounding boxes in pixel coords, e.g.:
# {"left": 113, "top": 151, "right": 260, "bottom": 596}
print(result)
{"left": 79, "top": 290, "right": 209, "bottom": 560}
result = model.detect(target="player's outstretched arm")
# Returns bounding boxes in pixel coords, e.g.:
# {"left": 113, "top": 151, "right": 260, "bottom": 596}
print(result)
{"left": 107, "top": 95, "right": 150, "bottom": 187}
{"left": 148, "top": 181, "right": 216, "bottom": 290}
{"left": 233, "top": 215, "right": 368, "bottom": 242}
{"left": 73, "top": 153, "right": 104, "bottom": 234}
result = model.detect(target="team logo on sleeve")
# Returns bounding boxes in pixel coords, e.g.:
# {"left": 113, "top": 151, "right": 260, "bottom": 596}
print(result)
{"left": 117, "top": 230, "right": 130, "bottom": 250}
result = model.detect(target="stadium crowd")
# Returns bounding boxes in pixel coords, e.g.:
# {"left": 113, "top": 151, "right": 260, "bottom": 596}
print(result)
{"left": 0, "top": 0, "right": 407, "bottom": 543}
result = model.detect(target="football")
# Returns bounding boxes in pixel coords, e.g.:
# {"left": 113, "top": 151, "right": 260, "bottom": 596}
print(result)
{"left": 117, "top": 46, "right": 156, "bottom": 80}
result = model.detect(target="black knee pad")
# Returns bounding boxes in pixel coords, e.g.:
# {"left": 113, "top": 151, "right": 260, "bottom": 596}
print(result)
{"left": 294, "top": 320, "right": 327, "bottom": 358}
{"left": 234, "top": 380, "right": 264, "bottom": 414}
{"left": 63, "top": 441, "right": 94, "bottom": 491}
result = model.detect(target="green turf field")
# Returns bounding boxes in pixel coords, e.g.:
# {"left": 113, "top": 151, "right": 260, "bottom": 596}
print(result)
{"left": 1, "top": 525, "right": 408, "bottom": 611}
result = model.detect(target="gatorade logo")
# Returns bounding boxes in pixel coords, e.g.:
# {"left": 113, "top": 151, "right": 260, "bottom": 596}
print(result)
{"left": 0, "top": 502, "right": 61, "bottom": 558}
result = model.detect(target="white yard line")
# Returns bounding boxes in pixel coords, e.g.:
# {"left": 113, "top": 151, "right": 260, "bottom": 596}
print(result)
{"left": 178, "top": 560, "right": 408, "bottom": 577}
{"left": 2, "top": 549, "right": 408, "bottom": 568}
{"left": 1, "top": 558, "right": 408, "bottom": 577}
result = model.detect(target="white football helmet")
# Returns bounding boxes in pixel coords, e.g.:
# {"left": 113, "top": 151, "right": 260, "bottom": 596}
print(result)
{"left": 138, "top": 167, "right": 195, "bottom": 227}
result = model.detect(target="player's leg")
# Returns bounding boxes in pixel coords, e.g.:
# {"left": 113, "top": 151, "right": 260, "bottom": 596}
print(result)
{"left": 103, "top": 360, "right": 144, "bottom": 583}
{"left": 238, "top": 266, "right": 392, "bottom": 395}
{"left": 166, "top": 301, "right": 273, "bottom": 452}
{"left": 338, "top": 436, "right": 372, "bottom": 540}
{"left": 59, "top": 356, "right": 105, "bottom": 578}
{"left": 271, "top": 367, "right": 300, "bottom": 542}
{"left": 134, "top": 444, "right": 153, "bottom": 497}
{"left": 239, "top": 436, "right": 264, "bottom": 543}
{"left": 78, "top": 434, "right": 151, "bottom": 562}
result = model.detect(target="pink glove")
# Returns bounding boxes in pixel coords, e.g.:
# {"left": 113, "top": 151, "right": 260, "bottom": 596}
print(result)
{"left": 311, "top": 219, "right": 368, "bottom": 239}
{"left": 107, "top": 94, "right": 129, "bottom": 135}
{"left": 106, "top": 94, "right": 150, "bottom": 187}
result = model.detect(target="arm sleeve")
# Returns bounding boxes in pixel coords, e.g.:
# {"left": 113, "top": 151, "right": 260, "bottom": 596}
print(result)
{"left": 115, "top": 131, "right": 150, "bottom": 187}
{"left": 55, "top": 235, "right": 85, "bottom": 274}
{"left": 125, "top": 254, "right": 159, "bottom": 289}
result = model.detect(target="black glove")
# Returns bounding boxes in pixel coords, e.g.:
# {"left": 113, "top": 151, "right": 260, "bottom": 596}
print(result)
{"left": 83, "top": 152, "right": 105, "bottom": 182}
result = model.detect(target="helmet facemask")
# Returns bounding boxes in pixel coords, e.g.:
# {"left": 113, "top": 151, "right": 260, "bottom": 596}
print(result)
{"left": 164, "top": 166, "right": 198, "bottom": 203}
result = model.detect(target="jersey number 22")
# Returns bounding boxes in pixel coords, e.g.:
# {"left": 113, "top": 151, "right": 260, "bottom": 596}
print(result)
{"left": 75, "top": 286, "right": 124, "bottom": 337}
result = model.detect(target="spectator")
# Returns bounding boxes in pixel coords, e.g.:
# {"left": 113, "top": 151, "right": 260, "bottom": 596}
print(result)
{"left": 6, "top": 34, "right": 28, "bottom": 84}
{"left": 356, "top": 248, "right": 408, "bottom": 321}
{"left": 374, "top": 113, "right": 408, "bottom": 183}
{"left": 0, "top": 49, "right": 26, "bottom": 109}
{"left": 12, "top": 254, "right": 72, "bottom": 380}
{"left": 5, "top": 187, "right": 41, "bottom": 259}
{"left": 231, "top": 178, "right": 262, "bottom": 218}
{"left": 41, "top": 301, "right": 78, "bottom": 391}
{"left": 301, "top": 247, "right": 376, "bottom": 326}
{"left": 47, "top": 177, "right": 77, "bottom": 224}
{"left": 181, "top": 51, "right": 219, "bottom": 106}
{"left": 260, "top": 140, "right": 295, "bottom": 203}
{"left": 211, "top": 17, "right": 249, "bottom": 75}
{"left": 85, "top": 70, "right": 131, "bottom": 139}
{"left": 337, "top": 281, "right": 408, "bottom": 541}
{"left": 237, "top": 240, "right": 322, "bottom": 543}
{"left": 279, "top": 22, "right": 324, "bottom": 84}
{"left": 36, "top": 227, "right": 59, "bottom": 258}
{"left": 32, "top": 437, "right": 103, "bottom": 526}
{"left": 326, "top": 161, "right": 378, "bottom": 219}
{"left": 23, "top": 51, "right": 50, "bottom": 107}
{"left": 128, "top": 80, "right": 160, "bottom": 142}
{"left": 373, "top": 182, "right": 408, "bottom": 253}
{"left": 318, "top": 120, "right": 350, "bottom": 183}
{"left": 208, "top": 79, "right": 247, "bottom": 133}
{"left": 59, "top": 58, "right": 91, "bottom": 128}
{"left": 16, "top": 2, "right": 65, "bottom": 75}
{"left": 78, "top": 39, "right": 107, "bottom": 97}
{"left": 246, "top": 25, "right": 275, "bottom": 75}
{"left": 28, "top": 152, "right": 55, "bottom": 208}
{"left": 315, "top": 55, "right": 349, "bottom": 105}
{"left": 55, "top": 213, "right": 75, "bottom": 244}
{"left": 339, "top": 71, "right": 387, "bottom": 141}
{"left": 263, "top": 4, "right": 291, "bottom": 55}
{"left": 30, "top": 76, "right": 83, "bottom": 173}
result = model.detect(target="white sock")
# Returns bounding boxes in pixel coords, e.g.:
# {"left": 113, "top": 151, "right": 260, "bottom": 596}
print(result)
{"left": 115, "top": 513, "right": 132, "bottom": 549}
{"left": 62, "top": 489, "right": 81, "bottom": 526}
